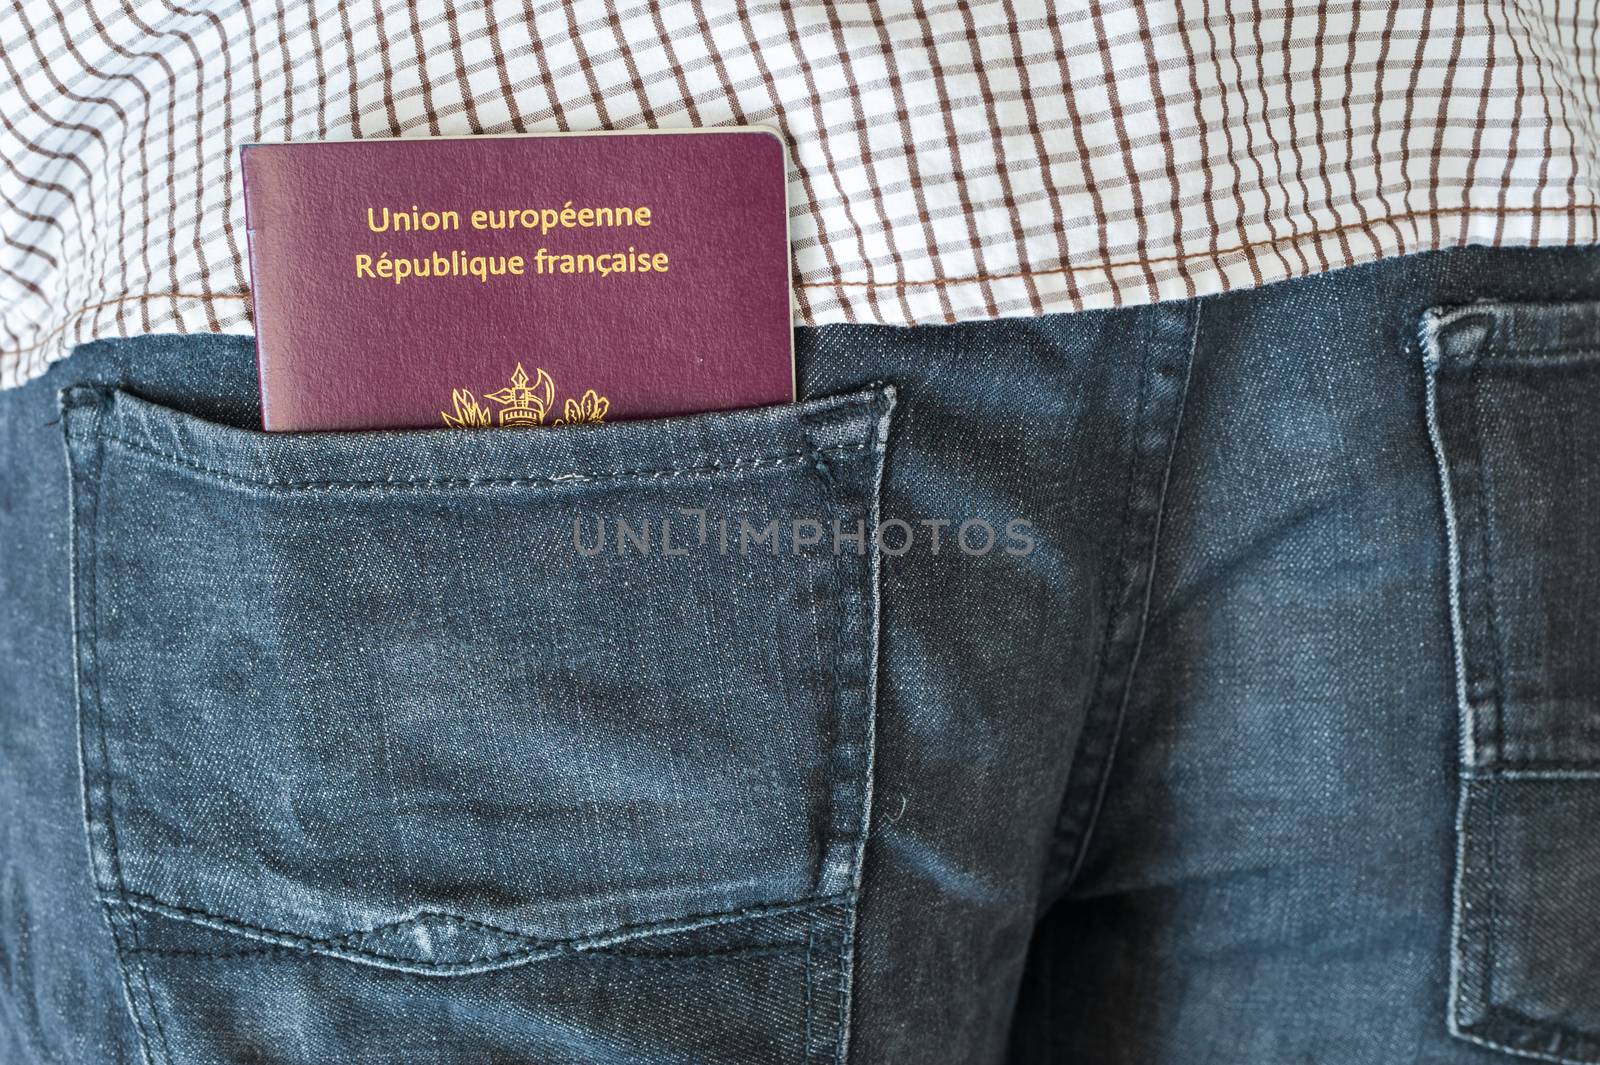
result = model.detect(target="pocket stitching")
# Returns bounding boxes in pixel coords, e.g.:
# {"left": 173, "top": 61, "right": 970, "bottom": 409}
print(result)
{"left": 110, "top": 889, "right": 844, "bottom": 975}
{"left": 1428, "top": 305, "right": 1600, "bottom": 1064}
{"left": 98, "top": 428, "right": 871, "bottom": 493}
{"left": 62, "top": 381, "right": 890, "bottom": 492}
{"left": 77, "top": 409, "right": 177, "bottom": 1065}
{"left": 124, "top": 940, "right": 809, "bottom": 965}
{"left": 66, "top": 384, "right": 896, "bottom": 976}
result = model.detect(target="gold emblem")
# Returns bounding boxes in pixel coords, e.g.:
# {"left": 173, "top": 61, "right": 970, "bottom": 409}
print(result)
{"left": 555, "top": 389, "right": 609, "bottom": 425}
{"left": 442, "top": 363, "right": 610, "bottom": 429}
{"left": 441, "top": 389, "right": 493, "bottom": 428}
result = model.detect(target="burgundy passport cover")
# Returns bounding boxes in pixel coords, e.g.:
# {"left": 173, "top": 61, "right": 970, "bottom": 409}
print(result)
{"left": 242, "top": 131, "right": 793, "bottom": 431}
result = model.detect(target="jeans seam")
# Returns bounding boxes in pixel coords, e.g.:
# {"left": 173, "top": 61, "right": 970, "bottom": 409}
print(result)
{"left": 1467, "top": 361, "right": 1511, "bottom": 767}
{"left": 1465, "top": 767, "right": 1600, "bottom": 779}
{"left": 75, "top": 414, "right": 168, "bottom": 1065}
{"left": 823, "top": 387, "right": 894, "bottom": 1064}
{"left": 99, "top": 429, "right": 871, "bottom": 493}
{"left": 826, "top": 460, "right": 849, "bottom": 1065}
{"left": 122, "top": 940, "right": 809, "bottom": 965}
{"left": 110, "top": 890, "right": 850, "bottom": 974}
{"left": 1045, "top": 311, "right": 1154, "bottom": 885}
{"left": 1424, "top": 315, "right": 1483, "bottom": 1042}
{"left": 1456, "top": 1006, "right": 1600, "bottom": 1063}
{"left": 1467, "top": 362, "right": 1513, "bottom": 1017}
{"left": 802, "top": 924, "right": 817, "bottom": 1063}
{"left": 832, "top": 914, "right": 851, "bottom": 1065}
{"left": 1454, "top": 1031, "right": 1596, "bottom": 1065}
{"left": 1045, "top": 300, "right": 1200, "bottom": 898}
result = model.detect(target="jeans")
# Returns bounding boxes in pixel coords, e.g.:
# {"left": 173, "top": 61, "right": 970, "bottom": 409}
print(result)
{"left": 2, "top": 244, "right": 1598, "bottom": 1064}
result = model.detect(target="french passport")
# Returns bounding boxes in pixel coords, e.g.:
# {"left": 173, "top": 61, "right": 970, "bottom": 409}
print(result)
{"left": 241, "top": 130, "right": 794, "bottom": 431}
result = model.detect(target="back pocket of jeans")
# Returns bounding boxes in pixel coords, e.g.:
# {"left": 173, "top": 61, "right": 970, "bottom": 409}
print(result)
{"left": 1422, "top": 301, "right": 1600, "bottom": 1063}
{"left": 61, "top": 381, "right": 891, "bottom": 1062}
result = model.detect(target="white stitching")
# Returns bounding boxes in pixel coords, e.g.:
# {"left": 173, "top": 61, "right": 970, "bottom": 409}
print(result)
{"left": 97, "top": 430, "right": 870, "bottom": 493}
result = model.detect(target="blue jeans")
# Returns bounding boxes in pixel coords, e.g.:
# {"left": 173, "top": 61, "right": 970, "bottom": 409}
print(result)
{"left": 2, "top": 245, "right": 1598, "bottom": 1064}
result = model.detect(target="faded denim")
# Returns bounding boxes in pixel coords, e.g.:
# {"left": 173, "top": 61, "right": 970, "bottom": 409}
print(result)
{"left": 1, "top": 244, "right": 1598, "bottom": 1064}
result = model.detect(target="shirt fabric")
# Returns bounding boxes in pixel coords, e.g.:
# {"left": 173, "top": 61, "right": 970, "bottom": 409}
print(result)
{"left": 1, "top": 0, "right": 1597, "bottom": 388}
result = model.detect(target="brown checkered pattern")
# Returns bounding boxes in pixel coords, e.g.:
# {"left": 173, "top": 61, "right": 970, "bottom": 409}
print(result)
{"left": 2, "top": 1, "right": 1597, "bottom": 388}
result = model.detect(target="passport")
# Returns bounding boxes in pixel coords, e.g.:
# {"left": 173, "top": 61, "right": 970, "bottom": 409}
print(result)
{"left": 241, "top": 130, "right": 794, "bottom": 431}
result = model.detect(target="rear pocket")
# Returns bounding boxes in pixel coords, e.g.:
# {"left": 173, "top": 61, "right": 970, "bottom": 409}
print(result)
{"left": 61, "top": 381, "right": 893, "bottom": 1064}
{"left": 1422, "top": 302, "right": 1600, "bottom": 1063}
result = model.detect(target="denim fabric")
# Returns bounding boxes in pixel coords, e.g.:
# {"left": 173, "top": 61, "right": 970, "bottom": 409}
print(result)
{"left": 1, "top": 244, "right": 1598, "bottom": 1064}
